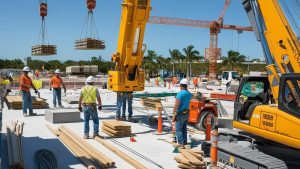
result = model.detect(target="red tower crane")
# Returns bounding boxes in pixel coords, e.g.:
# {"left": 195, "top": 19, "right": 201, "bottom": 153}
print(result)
{"left": 147, "top": 0, "right": 253, "bottom": 79}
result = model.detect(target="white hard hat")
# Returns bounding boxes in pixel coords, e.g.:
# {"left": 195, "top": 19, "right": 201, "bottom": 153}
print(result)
{"left": 180, "top": 78, "right": 189, "bottom": 85}
{"left": 55, "top": 69, "right": 61, "bottom": 74}
{"left": 86, "top": 76, "right": 94, "bottom": 83}
{"left": 23, "top": 66, "right": 30, "bottom": 72}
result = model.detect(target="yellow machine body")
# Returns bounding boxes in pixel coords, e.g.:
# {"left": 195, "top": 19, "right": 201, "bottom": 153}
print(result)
{"left": 233, "top": 105, "right": 300, "bottom": 149}
{"left": 234, "top": 0, "right": 300, "bottom": 149}
{"left": 108, "top": 0, "right": 151, "bottom": 92}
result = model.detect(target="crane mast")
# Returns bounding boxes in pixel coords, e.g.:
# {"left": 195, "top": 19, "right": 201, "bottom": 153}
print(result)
{"left": 108, "top": 0, "right": 151, "bottom": 92}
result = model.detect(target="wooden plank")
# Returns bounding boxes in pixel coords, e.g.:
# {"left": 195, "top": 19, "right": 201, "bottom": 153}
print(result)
{"left": 60, "top": 125, "right": 115, "bottom": 167}
{"left": 101, "top": 129, "right": 131, "bottom": 138}
{"left": 180, "top": 149, "right": 204, "bottom": 166}
{"left": 174, "top": 154, "right": 190, "bottom": 166}
{"left": 189, "top": 148, "right": 204, "bottom": 156}
{"left": 102, "top": 120, "right": 131, "bottom": 130}
{"left": 94, "top": 136, "right": 147, "bottom": 169}
{"left": 102, "top": 125, "right": 131, "bottom": 135}
{"left": 47, "top": 125, "right": 96, "bottom": 169}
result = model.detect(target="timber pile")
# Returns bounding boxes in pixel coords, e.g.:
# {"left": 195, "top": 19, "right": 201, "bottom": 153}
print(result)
{"left": 141, "top": 97, "right": 162, "bottom": 111}
{"left": 174, "top": 148, "right": 206, "bottom": 169}
{"left": 62, "top": 96, "right": 79, "bottom": 104}
{"left": 6, "top": 96, "right": 48, "bottom": 110}
{"left": 32, "top": 45, "right": 57, "bottom": 56}
{"left": 101, "top": 120, "right": 131, "bottom": 137}
{"left": 75, "top": 38, "right": 105, "bottom": 50}
{"left": 6, "top": 121, "right": 24, "bottom": 169}
{"left": 47, "top": 125, "right": 115, "bottom": 168}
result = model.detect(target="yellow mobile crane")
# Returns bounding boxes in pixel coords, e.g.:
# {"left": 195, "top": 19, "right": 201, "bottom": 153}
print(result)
{"left": 217, "top": 0, "right": 300, "bottom": 168}
{"left": 108, "top": 0, "right": 151, "bottom": 92}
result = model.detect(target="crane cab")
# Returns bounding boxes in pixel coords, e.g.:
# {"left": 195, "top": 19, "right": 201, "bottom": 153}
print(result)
{"left": 233, "top": 74, "right": 300, "bottom": 149}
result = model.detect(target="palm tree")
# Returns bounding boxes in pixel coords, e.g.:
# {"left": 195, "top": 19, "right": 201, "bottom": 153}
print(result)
{"left": 169, "top": 49, "right": 184, "bottom": 76}
{"left": 183, "top": 45, "right": 200, "bottom": 77}
{"left": 222, "top": 50, "right": 246, "bottom": 70}
{"left": 143, "top": 50, "right": 158, "bottom": 77}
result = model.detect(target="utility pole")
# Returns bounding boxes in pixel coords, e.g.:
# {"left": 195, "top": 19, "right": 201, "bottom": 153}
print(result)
{"left": 248, "top": 55, "right": 250, "bottom": 73}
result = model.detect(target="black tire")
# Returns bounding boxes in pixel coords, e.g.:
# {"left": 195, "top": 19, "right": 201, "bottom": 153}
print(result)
{"left": 195, "top": 111, "right": 216, "bottom": 131}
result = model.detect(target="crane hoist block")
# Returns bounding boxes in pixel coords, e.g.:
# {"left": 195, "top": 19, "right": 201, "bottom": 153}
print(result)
{"left": 87, "top": 0, "right": 96, "bottom": 11}
{"left": 75, "top": 38, "right": 105, "bottom": 50}
{"left": 40, "top": 3, "right": 47, "bottom": 17}
{"left": 31, "top": 45, "right": 57, "bottom": 56}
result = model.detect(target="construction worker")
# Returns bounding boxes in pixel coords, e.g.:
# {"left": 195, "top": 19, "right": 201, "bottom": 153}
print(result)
{"left": 193, "top": 76, "right": 199, "bottom": 89}
{"left": 20, "top": 66, "right": 38, "bottom": 117}
{"left": 49, "top": 69, "right": 66, "bottom": 108}
{"left": 78, "top": 76, "right": 102, "bottom": 139}
{"left": 172, "top": 78, "right": 192, "bottom": 148}
{"left": 122, "top": 92, "right": 133, "bottom": 121}
{"left": 0, "top": 72, "right": 13, "bottom": 110}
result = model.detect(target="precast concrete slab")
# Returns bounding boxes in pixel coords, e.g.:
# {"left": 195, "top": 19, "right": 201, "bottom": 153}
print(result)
{"left": 45, "top": 109, "right": 81, "bottom": 123}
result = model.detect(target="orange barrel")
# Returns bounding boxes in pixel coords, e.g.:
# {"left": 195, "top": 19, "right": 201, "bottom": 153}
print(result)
{"left": 210, "top": 130, "right": 218, "bottom": 167}
{"left": 205, "top": 115, "right": 212, "bottom": 141}
{"left": 87, "top": 0, "right": 96, "bottom": 10}
{"left": 40, "top": 3, "right": 47, "bottom": 17}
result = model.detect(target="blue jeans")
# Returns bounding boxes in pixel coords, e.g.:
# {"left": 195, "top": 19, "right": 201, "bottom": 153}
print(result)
{"left": 53, "top": 88, "right": 62, "bottom": 107}
{"left": 175, "top": 113, "right": 189, "bottom": 145}
{"left": 122, "top": 93, "right": 133, "bottom": 117}
{"left": 21, "top": 91, "right": 33, "bottom": 114}
{"left": 83, "top": 106, "right": 99, "bottom": 134}
{"left": 116, "top": 93, "right": 124, "bottom": 118}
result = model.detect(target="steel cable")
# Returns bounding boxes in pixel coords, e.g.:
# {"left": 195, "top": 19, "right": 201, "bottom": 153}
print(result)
{"left": 34, "top": 149, "right": 58, "bottom": 169}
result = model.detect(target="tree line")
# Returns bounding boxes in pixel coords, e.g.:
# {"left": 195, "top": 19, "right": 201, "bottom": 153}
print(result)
{"left": 0, "top": 45, "right": 266, "bottom": 75}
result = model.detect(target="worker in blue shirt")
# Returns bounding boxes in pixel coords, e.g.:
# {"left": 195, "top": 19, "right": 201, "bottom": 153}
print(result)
{"left": 172, "top": 78, "right": 192, "bottom": 148}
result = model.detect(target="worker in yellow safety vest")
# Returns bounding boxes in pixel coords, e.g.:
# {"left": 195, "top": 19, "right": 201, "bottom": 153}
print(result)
{"left": 78, "top": 76, "right": 102, "bottom": 139}
{"left": 1, "top": 72, "right": 13, "bottom": 110}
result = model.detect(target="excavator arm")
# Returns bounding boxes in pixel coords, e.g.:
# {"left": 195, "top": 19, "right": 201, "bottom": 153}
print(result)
{"left": 109, "top": 0, "right": 151, "bottom": 92}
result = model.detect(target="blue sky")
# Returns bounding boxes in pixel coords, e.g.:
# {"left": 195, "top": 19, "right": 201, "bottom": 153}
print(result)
{"left": 0, "top": 0, "right": 264, "bottom": 61}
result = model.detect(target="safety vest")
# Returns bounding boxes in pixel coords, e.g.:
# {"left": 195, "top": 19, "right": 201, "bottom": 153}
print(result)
{"left": 82, "top": 85, "right": 97, "bottom": 104}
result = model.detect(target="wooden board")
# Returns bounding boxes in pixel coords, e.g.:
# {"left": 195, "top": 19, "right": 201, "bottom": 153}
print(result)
{"left": 102, "top": 125, "right": 131, "bottom": 135}
{"left": 101, "top": 129, "right": 131, "bottom": 138}
{"left": 180, "top": 149, "right": 204, "bottom": 166}
{"left": 102, "top": 120, "right": 131, "bottom": 130}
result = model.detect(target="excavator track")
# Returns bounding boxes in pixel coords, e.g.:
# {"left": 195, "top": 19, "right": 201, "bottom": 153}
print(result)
{"left": 218, "top": 142, "right": 288, "bottom": 169}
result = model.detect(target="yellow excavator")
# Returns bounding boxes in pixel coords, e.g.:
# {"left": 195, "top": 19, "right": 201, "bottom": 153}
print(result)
{"left": 217, "top": 0, "right": 300, "bottom": 168}
{"left": 108, "top": 0, "right": 151, "bottom": 92}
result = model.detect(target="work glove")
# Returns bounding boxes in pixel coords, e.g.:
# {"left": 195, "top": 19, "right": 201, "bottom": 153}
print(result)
{"left": 78, "top": 106, "right": 83, "bottom": 112}
{"left": 49, "top": 88, "right": 52, "bottom": 91}
{"left": 64, "top": 88, "right": 66, "bottom": 93}
{"left": 98, "top": 106, "right": 102, "bottom": 111}
{"left": 34, "top": 90, "right": 39, "bottom": 94}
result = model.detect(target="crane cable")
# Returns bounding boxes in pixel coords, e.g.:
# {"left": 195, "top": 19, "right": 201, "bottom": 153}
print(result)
{"left": 34, "top": 149, "right": 58, "bottom": 169}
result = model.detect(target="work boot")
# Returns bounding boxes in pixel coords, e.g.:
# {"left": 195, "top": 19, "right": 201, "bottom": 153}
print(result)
{"left": 23, "top": 113, "right": 29, "bottom": 117}
{"left": 93, "top": 133, "right": 100, "bottom": 138}
{"left": 29, "top": 112, "right": 37, "bottom": 116}
{"left": 128, "top": 116, "right": 133, "bottom": 122}
{"left": 115, "top": 116, "right": 121, "bottom": 121}
{"left": 59, "top": 105, "right": 64, "bottom": 108}
{"left": 83, "top": 133, "right": 89, "bottom": 139}
{"left": 121, "top": 116, "right": 126, "bottom": 121}
{"left": 174, "top": 143, "right": 185, "bottom": 149}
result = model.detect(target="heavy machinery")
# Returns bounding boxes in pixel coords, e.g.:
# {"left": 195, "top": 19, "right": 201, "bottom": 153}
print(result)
{"left": 108, "top": 0, "right": 151, "bottom": 92}
{"left": 216, "top": 0, "right": 300, "bottom": 168}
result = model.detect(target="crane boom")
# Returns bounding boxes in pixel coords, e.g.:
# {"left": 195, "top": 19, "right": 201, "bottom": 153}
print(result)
{"left": 148, "top": 16, "right": 253, "bottom": 31}
{"left": 218, "top": 0, "right": 231, "bottom": 24}
{"left": 108, "top": 0, "right": 151, "bottom": 92}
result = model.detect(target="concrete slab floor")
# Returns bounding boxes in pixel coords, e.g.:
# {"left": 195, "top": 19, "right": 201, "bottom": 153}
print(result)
{"left": 1, "top": 86, "right": 234, "bottom": 169}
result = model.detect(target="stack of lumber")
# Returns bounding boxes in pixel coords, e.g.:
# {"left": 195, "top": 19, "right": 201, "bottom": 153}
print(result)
{"left": 32, "top": 45, "right": 57, "bottom": 56}
{"left": 141, "top": 97, "right": 162, "bottom": 111}
{"left": 47, "top": 125, "right": 115, "bottom": 168}
{"left": 6, "top": 121, "right": 24, "bottom": 169}
{"left": 75, "top": 38, "right": 105, "bottom": 50}
{"left": 6, "top": 96, "right": 49, "bottom": 109}
{"left": 101, "top": 120, "right": 131, "bottom": 137}
{"left": 174, "top": 148, "right": 206, "bottom": 169}
{"left": 62, "top": 96, "right": 79, "bottom": 104}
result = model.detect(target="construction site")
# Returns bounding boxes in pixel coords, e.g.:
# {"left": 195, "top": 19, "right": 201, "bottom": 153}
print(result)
{"left": 1, "top": 0, "right": 300, "bottom": 169}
